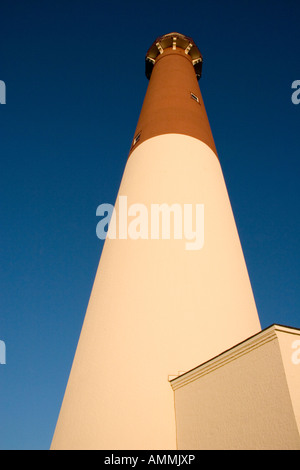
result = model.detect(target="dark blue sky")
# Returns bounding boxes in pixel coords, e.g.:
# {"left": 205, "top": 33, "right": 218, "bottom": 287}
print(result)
{"left": 0, "top": 0, "right": 299, "bottom": 449}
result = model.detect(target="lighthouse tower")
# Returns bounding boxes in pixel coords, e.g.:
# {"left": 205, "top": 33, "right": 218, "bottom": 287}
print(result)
{"left": 51, "top": 33, "right": 261, "bottom": 450}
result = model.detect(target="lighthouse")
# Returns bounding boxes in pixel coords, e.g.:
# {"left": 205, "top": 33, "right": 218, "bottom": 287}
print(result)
{"left": 51, "top": 33, "right": 261, "bottom": 450}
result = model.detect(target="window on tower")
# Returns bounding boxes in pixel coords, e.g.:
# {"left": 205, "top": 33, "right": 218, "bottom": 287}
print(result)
{"left": 132, "top": 132, "right": 141, "bottom": 147}
{"left": 190, "top": 92, "right": 200, "bottom": 103}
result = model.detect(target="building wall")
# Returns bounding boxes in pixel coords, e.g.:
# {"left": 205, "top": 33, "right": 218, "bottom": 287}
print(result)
{"left": 172, "top": 326, "right": 300, "bottom": 450}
